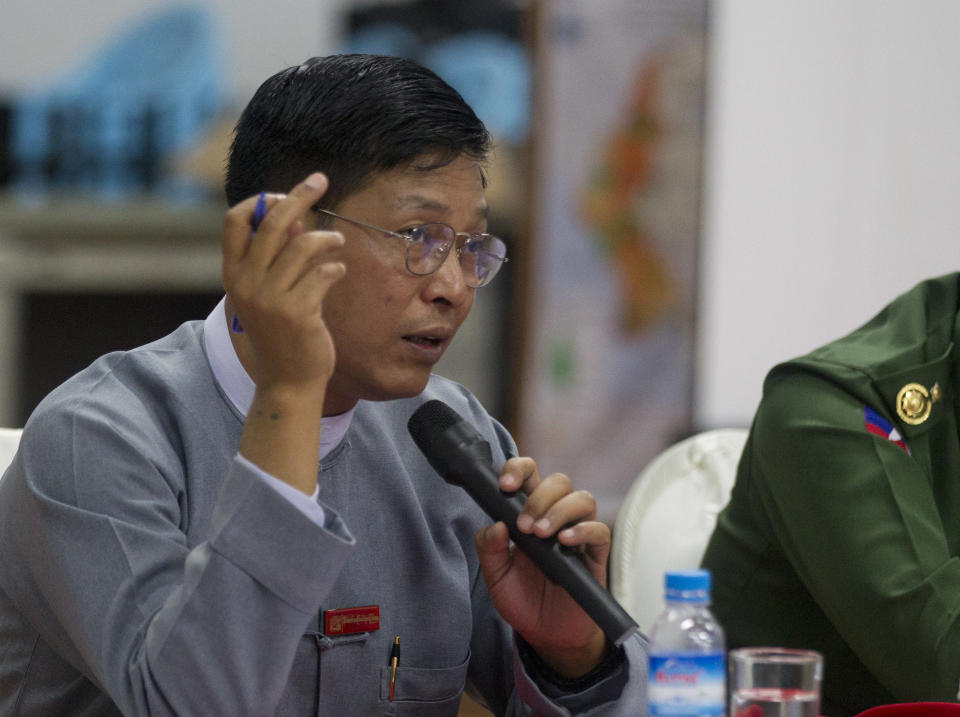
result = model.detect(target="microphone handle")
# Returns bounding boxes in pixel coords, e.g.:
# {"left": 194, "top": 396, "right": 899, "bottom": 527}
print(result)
{"left": 444, "top": 445, "right": 639, "bottom": 647}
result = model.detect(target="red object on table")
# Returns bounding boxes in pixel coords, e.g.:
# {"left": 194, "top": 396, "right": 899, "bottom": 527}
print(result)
{"left": 855, "top": 704, "right": 960, "bottom": 717}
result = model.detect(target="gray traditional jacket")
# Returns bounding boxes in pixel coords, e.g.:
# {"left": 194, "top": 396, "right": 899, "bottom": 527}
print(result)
{"left": 0, "top": 320, "right": 647, "bottom": 715}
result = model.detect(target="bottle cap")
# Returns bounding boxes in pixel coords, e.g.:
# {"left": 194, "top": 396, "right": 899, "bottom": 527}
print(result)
{"left": 664, "top": 569, "right": 711, "bottom": 602}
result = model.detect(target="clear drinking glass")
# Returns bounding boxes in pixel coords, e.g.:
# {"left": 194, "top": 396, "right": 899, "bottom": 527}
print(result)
{"left": 729, "top": 648, "right": 823, "bottom": 717}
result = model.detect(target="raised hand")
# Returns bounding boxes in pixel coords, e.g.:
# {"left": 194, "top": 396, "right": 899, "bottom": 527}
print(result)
{"left": 222, "top": 173, "right": 346, "bottom": 494}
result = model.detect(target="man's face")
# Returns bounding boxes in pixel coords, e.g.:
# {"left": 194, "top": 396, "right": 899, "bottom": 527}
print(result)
{"left": 320, "top": 154, "right": 487, "bottom": 415}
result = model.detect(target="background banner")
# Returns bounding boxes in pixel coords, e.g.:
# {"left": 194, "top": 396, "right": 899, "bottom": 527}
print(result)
{"left": 519, "top": 0, "right": 709, "bottom": 522}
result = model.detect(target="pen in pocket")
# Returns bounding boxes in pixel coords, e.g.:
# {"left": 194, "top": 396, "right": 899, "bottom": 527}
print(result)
{"left": 389, "top": 634, "right": 400, "bottom": 701}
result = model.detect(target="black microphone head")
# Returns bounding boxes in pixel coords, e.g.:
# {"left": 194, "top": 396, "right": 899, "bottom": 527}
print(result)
{"left": 409, "top": 399, "right": 493, "bottom": 488}
{"left": 407, "top": 399, "right": 462, "bottom": 458}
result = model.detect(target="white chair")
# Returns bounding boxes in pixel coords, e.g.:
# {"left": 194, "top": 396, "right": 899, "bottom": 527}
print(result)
{"left": 610, "top": 428, "right": 748, "bottom": 634}
{"left": 0, "top": 427, "right": 23, "bottom": 476}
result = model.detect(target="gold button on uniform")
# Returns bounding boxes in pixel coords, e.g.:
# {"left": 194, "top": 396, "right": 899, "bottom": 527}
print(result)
{"left": 896, "top": 382, "right": 932, "bottom": 425}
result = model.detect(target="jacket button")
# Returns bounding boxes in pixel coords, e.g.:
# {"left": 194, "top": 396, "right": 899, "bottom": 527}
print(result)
{"left": 896, "top": 382, "right": 932, "bottom": 425}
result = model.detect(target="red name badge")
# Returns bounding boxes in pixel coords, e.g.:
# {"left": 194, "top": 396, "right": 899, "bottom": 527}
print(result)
{"left": 324, "top": 605, "right": 381, "bottom": 635}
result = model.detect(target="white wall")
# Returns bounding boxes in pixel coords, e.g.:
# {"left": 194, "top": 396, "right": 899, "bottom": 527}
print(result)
{"left": 697, "top": 0, "right": 960, "bottom": 429}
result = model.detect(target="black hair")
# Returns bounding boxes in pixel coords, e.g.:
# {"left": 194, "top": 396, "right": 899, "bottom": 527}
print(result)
{"left": 224, "top": 54, "right": 491, "bottom": 212}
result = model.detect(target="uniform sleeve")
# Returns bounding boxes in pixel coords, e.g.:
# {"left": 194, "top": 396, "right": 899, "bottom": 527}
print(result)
{"left": 0, "top": 404, "right": 355, "bottom": 716}
{"left": 753, "top": 369, "right": 960, "bottom": 700}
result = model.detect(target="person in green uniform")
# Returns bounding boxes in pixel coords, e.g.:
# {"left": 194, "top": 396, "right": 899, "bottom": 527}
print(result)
{"left": 701, "top": 273, "right": 960, "bottom": 716}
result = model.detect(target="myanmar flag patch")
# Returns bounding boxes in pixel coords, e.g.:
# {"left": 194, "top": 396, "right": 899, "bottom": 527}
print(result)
{"left": 864, "top": 405, "right": 909, "bottom": 454}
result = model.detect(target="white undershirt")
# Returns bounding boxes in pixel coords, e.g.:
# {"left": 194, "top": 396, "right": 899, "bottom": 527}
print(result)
{"left": 203, "top": 297, "right": 355, "bottom": 522}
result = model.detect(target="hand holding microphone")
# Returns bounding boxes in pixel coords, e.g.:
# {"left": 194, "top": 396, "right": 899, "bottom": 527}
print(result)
{"left": 408, "top": 400, "right": 638, "bottom": 670}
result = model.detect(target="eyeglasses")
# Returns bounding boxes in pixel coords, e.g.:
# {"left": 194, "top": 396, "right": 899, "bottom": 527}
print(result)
{"left": 314, "top": 208, "right": 508, "bottom": 288}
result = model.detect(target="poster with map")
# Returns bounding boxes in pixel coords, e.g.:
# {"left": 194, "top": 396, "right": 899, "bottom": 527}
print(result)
{"left": 518, "top": 0, "right": 709, "bottom": 522}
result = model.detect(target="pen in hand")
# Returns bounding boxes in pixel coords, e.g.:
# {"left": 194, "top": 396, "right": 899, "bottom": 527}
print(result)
{"left": 251, "top": 190, "right": 269, "bottom": 233}
{"left": 389, "top": 634, "right": 400, "bottom": 702}
{"left": 232, "top": 191, "right": 268, "bottom": 333}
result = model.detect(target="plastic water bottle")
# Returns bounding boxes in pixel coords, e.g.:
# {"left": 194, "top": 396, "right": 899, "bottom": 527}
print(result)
{"left": 647, "top": 569, "right": 726, "bottom": 716}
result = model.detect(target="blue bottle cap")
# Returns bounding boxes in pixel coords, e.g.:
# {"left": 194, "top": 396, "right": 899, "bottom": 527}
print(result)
{"left": 664, "top": 569, "right": 711, "bottom": 601}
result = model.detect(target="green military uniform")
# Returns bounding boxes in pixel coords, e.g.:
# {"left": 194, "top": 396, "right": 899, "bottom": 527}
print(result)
{"left": 702, "top": 273, "right": 960, "bottom": 717}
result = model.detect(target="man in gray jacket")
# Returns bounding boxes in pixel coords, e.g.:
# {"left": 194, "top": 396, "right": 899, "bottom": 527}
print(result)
{"left": 0, "top": 55, "right": 647, "bottom": 715}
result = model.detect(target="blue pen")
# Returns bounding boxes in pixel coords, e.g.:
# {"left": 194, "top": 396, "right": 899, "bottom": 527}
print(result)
{"left": 251, "top": 190, "right": 268, "bottom": 234}
{"left": 232, "top": 191, "right": 268, "bottom": 333}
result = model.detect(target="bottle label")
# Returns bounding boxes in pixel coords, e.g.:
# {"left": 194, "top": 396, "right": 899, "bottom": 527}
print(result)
{"left": 648, "top": 651, "right": 725, "bottom": 716}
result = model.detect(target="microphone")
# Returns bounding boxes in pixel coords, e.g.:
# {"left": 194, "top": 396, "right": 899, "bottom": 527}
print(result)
{"left": 407, "top": 399, "right": 639, "bottom": 647}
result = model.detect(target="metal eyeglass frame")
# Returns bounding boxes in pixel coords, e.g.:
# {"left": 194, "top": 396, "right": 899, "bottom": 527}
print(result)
{"left": 314, "top": 208, "right": 508, "bottom": 288}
